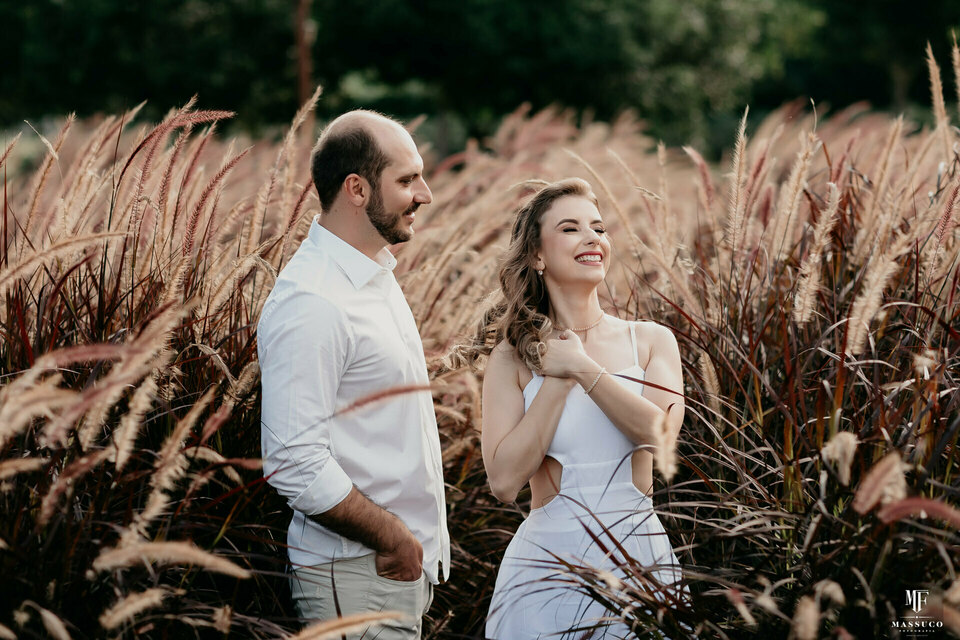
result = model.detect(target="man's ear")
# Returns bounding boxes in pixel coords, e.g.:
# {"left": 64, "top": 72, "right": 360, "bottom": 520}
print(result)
{"left": 342, "top": 174, "right": 368, "bottom": 207}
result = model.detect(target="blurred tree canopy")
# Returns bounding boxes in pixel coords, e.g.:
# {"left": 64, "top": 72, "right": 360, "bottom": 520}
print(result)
{"left": 3, "top": 0, "right": 960, "bottom": 152}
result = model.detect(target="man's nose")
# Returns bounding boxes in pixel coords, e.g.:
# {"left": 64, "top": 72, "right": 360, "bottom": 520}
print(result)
{"left": 415, "top": 177, "right": 433, "bottom": 204}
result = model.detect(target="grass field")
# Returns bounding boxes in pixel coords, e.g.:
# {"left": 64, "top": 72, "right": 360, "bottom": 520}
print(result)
{"left": 2, "top": 43, "right": 960, "bottom": 638}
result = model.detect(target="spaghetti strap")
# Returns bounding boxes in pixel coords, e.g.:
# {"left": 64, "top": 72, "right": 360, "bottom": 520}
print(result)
{"left": 629, "top": 321, "right": 639, "bottom": 366}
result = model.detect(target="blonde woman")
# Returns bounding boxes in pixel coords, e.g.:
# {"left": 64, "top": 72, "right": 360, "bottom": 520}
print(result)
{"left": 452, "top": 178, "right": 684, "bottom": 638}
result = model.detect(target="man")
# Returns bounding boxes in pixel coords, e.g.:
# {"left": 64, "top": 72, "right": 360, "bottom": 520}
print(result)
{"left": 258, "top": 110, "right": 449, "bottom": 639}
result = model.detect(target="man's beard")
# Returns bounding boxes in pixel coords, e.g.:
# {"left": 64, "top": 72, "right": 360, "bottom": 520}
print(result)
{"left": 366, "top": 184, "right": 415, "bottom": 245}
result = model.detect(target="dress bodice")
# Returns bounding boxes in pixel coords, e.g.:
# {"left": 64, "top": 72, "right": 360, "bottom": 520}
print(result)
{"left": 520, "top": 321, "right": 646, "bottom": 491}
{"left": 522, "top": 364, "right": 644, "bottom": 468}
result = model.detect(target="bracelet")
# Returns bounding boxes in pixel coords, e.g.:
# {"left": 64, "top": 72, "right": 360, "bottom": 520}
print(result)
{"left": 584, "top": 367, "right": 606, "bottom": 394}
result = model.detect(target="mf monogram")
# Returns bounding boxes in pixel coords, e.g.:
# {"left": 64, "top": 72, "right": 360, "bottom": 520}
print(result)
{"left": 905, "top": 589, "right": 929, "bottom": 614}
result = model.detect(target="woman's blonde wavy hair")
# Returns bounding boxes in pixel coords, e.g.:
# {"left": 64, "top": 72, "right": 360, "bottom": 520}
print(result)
{"left": 447, "top": 177, "right": 600, "bottom": 372}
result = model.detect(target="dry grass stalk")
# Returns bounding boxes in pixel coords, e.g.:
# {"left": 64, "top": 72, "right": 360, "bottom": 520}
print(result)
{"left": 0, "top": 231, "right": 127, "bottom": 304}
{"left": 287, "top": 612, "right": 405, "bottom": 640}
{"left": 24, "top": 115, "right": 75, "bottom": 241}
{"left": 93, "top": 540, "right": 251, "bottom": 579}
{"left": 926, "top": 42, "right": 953, "bottom": 162}
{"left": 725, "top": 107, "right": 750, "bottom": 259}
{"left": 820, "top": 431, "right": 858, "bottom": 486}
{"left": 0, "top": 457, "right": 48, "bottom": 482}
{"left": 99, "top": 588, "right": 171, "bottom": 630}
{"left": 152, "top": 387, "right": 216, "bottom": 492}
{"left": 38, "top": 449, "right": 112, "bottom": 525}
{"left": 852, "top": 451, "right": 907, "bottom": 514}
{"left": 0, "top": 623, "right": 15, "bottom": 640}
{"left": 923, "top": 178, "right": 960, "bottom": 286}
{"left": 246, "top": 85, "right": 322, "bottom": 255}
{"left": 112, "top": 375, "right": 160, "bottom": 471}
{"left": 845, "top": 254, "right": 900, "bottom": 354}
{"left": 813, "top": 579, "right": 846, "bottom": 607}
{"left": 0, "top": 132, "right": 22, "bottom": 171}
{"left": 682, "top": 145, "right": 715, "bottom": 213}
{"left": 770, "top": 132, "right": 819, "bottom": 262}
{"left": 698, "top": 352, "right": 721, "bottom": 414}
{"left": 794, "top": 182, "right": 840, "bottom": 324}
{"left": 653, "top": 404, "right": 680, "bottom": 481}
{"left": 211, "top": 605, "right": 232, "bottom": 634}
{"left": 0, "top": 380, "right": 76, "bottom": 449}
{"left": 38, "top": 606, "right": 72, "bottom": 640}
{"left": 877, "top": 496, "right": 960, "bottom": 527}
{"left": 791, "top": 596, "right": 820, "bottom": 640}
{"left": 853, "top": 116, "right": 903, "bottom": 264}
{"left": 725, "top": 588, "right": 757, "bottom": 626}
{"left": 186, "top": 446, "right": 243, "bottom": 485}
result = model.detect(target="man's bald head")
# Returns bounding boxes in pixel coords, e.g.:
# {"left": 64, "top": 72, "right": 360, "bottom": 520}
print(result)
{"left": 311, "top": 110, "right": 407, "bottom": 211}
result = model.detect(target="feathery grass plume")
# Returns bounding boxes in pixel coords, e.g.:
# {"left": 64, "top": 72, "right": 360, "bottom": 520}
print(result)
{"left": 111, "top": 375, "right": 160, "bottom": 470}
{"left": 794, "top": 182, "right": 840, "bottom": 324}
{"left": 814, "top": 580, "right": 846, "bottom": 607}
{"left": 33, "top": 604, "right": 72, "bottom": 640}
{"left": 152, "top": 387, "right": 216, "bottom": 492}
{"left": 38, "top": 448, "right": 112, "bottom": 525}
{"left": 24, "top": 115, "right": 75, "bottom": 241}
{"left": 769, "top": 132, "right": 819, "bottom": 262}
{"left": 792, "top": 596, "right": 820, "bottom": 640}
{"left": 725, "top": 588, "right": 757, "bottom": 626}
{"left": 204, "top": 248, "right": 276, "bottom": 316}
{"left": 185, "top": 446, "right": 243, "bottom": 485}
{"left": 877, "top": 496, "right": 960, "bottom": 527}
{"left": 182, "top": 146, "right": 251, "bottom": 256}
{"left": 853, "top": 116, "right": 903, "bottom": 264}
{"left": 682, "top": 145, "right": 715, "bottom": 213}
{"left": 845, "top": 253, "right": 900, "bottom": 354}
{"left": 821, "top": 431, "right": 858, "bottom": 485}
{"left": 211, "top": 605, "right": 232, "bottom": 634}
{"left": 653, "top": 404, "right": 680, "bottom": 481}
{"left": 288, "top": 612, "right": 405, "bottom": 640}
{"left": 852, "top": 451, "right": 908, "bottom": 514}
{"left": 0, "top": 623, "right": 14, "bottom": 640}
{"left": 926, "top": 42, "right": 953, "bottom": 162}
{"left": 0, "top": 231, "right": 126, "bottom": 304}
{"left": 0, "top": 132, "right": 22, "bottom": 171}
{"left": 0, "top": 380, "right": 76, "bottom": 449}
{"left": 698, "top": 352, "right": 721, "bottom": 414}
{"left": 92, "top": 540, "right": 251, "bottom": 579}
{"left": 246, "top": 85, "right": 322, "bottom": 255}
{"left": 922, "top": 178, "right": 960, "bottom": 285}
{"left": 0, "top": 457, "right": 47, "bottom": 481}
{"left": 725, "top": 107, "right": 749, "bottom": 254}
{"left": 99, "top": 588, "right": 171, "bottom": 630}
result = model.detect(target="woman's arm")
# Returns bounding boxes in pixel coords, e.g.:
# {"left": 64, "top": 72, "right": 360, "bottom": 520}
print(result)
{"left": 481, "top": 343, "right": 575, "bottom": 503}
{"left": 566, "top": 323, "right": 685, "bottom": 447}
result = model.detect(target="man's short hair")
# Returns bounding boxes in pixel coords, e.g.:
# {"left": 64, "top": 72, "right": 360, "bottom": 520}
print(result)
{"left": 311, "top": 115, "right": 393, "bottom": 212}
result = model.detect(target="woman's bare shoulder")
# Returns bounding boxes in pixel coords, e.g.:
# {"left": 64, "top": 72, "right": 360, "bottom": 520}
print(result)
{"left": 487, "top": 341, "right": 526, "bottom": 388}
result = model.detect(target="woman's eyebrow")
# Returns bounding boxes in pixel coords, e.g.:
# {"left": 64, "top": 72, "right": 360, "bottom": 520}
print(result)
{"left": 554, "top": 218, "right": 604, "bottom": 227}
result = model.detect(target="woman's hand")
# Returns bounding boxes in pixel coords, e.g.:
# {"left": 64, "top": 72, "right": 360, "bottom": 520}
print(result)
{"left": 539, "top": 330, "right": 592, "bottom": 378}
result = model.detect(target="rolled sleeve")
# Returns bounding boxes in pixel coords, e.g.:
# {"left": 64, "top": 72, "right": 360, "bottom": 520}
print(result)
{"left": 259, "top": 290, "right": 354, "bottom": 516}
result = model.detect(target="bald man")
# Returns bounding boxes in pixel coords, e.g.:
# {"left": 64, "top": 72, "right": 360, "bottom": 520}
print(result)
{"left": 258, "top": 111, "right": 449, "bottom": 638}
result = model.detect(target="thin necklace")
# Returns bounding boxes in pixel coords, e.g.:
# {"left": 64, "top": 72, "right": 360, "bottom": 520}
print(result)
{"left": 555, "top": 312, "right": 604, "bottom": 333}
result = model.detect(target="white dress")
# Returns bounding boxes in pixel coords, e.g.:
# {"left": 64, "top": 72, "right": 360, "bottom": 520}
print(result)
{"left": 486, "top": 322, "right": 683, "bottom": 639}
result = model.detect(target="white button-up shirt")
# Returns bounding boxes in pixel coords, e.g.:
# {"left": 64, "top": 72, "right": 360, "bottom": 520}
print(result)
{"left": 258, "top": 219, "right": 450, "bottom": 583}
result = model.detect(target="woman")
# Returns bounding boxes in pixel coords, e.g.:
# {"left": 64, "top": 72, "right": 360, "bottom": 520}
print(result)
{"left": 451, "top": 178, "right": 684, "bottom": 638}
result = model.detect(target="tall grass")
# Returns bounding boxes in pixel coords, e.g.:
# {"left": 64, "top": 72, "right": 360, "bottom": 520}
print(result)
{"left": 2, "top": 43, "right": 960, "bottom": 639}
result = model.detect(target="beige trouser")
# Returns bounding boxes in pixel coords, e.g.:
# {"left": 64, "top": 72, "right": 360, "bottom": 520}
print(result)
{"left": 290, "top": 553, "right": 434, "bottom": 639}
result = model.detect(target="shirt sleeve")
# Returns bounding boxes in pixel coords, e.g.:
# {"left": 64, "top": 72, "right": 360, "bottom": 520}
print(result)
{"left": 258, "top": 290, "right": 354, "bottom": 515}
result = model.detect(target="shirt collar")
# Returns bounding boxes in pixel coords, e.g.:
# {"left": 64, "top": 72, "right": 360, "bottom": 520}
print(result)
{"left": 308, "top": 216, "right": 397, "bottom": 289}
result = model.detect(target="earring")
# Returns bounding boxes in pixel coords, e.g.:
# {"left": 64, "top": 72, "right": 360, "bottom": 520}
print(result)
{"left": 537, "top": 268, "right": 543, "bottom": 276}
